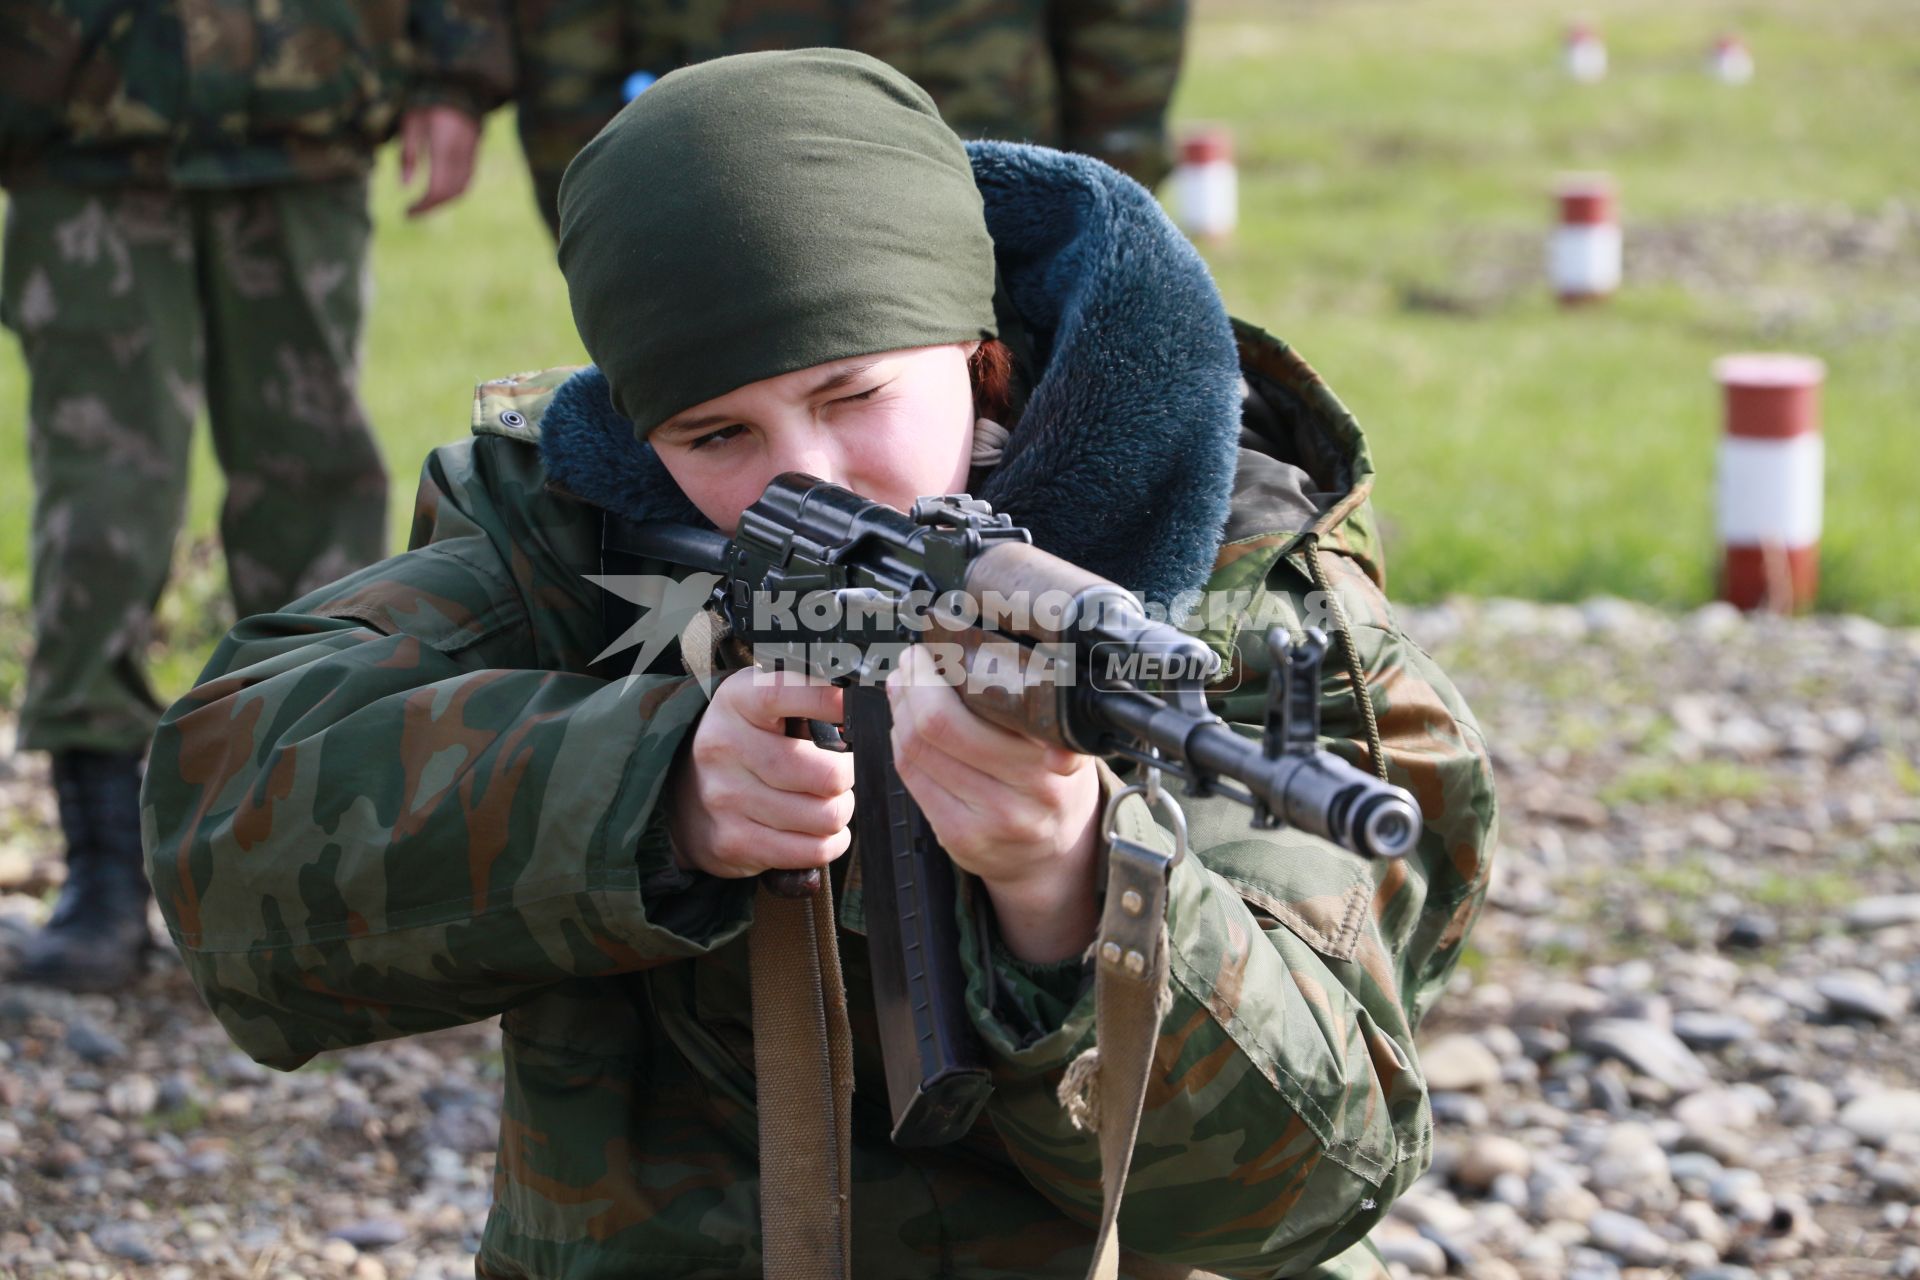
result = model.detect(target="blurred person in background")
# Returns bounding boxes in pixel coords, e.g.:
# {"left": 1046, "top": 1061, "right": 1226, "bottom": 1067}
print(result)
{"left": 0, "top": 0, "right": 514, "bottom": 992}
{"left": 511, "top": 0, "right": 1186, "bottom": 234}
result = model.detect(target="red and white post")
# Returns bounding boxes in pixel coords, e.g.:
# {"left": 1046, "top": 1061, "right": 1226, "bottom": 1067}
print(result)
{"left": 1565, "top": 22, "right": 1608, "bottom": 82}
{"left": 1172, "top": 127, "right": 1237, "bottom": 243}
{"left": 1709, "top": 34, "right": 1754, "bottom": 85}
{"left": 1715, "top": 354, "right": 1825, "bottom": 613}
{"left": 1550, "top": 175, "right": 1621, "bottom": 304}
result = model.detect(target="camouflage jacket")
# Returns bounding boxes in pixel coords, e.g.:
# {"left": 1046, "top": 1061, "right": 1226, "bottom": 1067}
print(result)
{"left": 0, "top": 0, "right": 516, "bottom": 188}
{"left": 145, "top": 147, "right": 1495, "bottom": 1278}
{"left": 513, "top": 0, "right": 1185, "bottom": 232}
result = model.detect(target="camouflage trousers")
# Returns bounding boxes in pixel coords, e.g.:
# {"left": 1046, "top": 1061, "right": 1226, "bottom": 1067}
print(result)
{"left": 1, "top": 180, "right": 388, "bottom": 753}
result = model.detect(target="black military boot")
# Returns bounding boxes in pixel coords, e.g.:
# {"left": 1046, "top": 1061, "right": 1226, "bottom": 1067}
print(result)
{"left": 13, "top": 750, "right": 153, "bottom": 992}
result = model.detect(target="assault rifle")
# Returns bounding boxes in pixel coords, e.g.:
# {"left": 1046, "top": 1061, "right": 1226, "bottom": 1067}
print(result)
{"left": 613, "top": 474, "right": 1421, "bottom": 1147}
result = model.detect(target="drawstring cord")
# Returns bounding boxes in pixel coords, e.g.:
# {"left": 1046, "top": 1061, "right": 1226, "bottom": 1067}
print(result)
{"left": 970, "top": 417, "right": 1011, "bottom": 469}
{"left": 1304, "top": 538, "right": 1390, "bottom": 784}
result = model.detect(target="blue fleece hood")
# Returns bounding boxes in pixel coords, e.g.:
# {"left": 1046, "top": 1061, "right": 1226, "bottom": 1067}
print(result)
{"left": 539, "top": 141, "right": 1244, "bottom": 606}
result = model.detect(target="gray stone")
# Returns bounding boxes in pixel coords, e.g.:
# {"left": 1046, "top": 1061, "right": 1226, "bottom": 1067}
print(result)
{"left": 1708, "top": 1167, "right": 1764, "bottom": 1209}
{"left": 1490, "top": 1171, "right": 1530, "bottom": 1209}
{"left": 1870, "top": 1160, "right": 1920, "bottom": 1201}
{"left": 1667, "top": 1152, "right": 1724, "bottom": 1193}
{"left": 1375, "top": 1236, "right": 1447, "bottom": 1276}
{"left": 1421, "top": 1033, "right": 1503, "bottom": 1093}
{"left": 1674, "top": 1198, "right": 1733, "bottom": 1251}
{"left": 330, "top": 1220, "right": 411, "bottom": 1250}
{"left": 91, "top": 1225, "right": 157, "bottom": 1266}
{"left": 64, "top": 1019, "right": 126, "bottom": 1065}
{"left": 105, "top": 1073, "right": 158, "bottom": 1119}
{"left": 1774, "top": 1090, "right": 1835, "bottom": 1128}
{"left": 1588, "top": 1208, "right": 1672, "bottom": 1265}
{"left": 1839, "top": 1090, "right": 1920, "bottom": 1146}
{"left": 1431, "top": 1092, "right": 1490, "bottom": 1128}
{"left": 214, "top": 1051, "right": 267, "bottom": 1084}
{"left": 1816, "top": 970, "right": 1908, "bottom": 1022}
{"left": 1675, "top": 1087, "right": 1761, "bottom": 1135}
{"left": 1588, "top": 1123, "right": 1674, "bottom": 1204}
{"left": 1456, "top": 1135, "right": 1531, "bottom": 1191}
{"left": 1589, "top": 1069, "right": 1634, "bottom": 1115}
{"left": 1518, "top": 1026, "right": 1571, "bottom": 1060}
{"left": 423, "top": 1102, "right": 499, "bottom": 1155}
{"left": 1671, "top": 1011, "right": 1756, "bottom": 1050}
{"left": 1851, "top": 895, "right": 1920, "bottom": 933}
{"left": 1719, "top": 914, "right": 1778, "bottom": 950}
{"left": 1565, "top": 1246, "right": 1622, "bottom": 1280}
{"left": 1512, "top": 982, "right": 1610, "bottom": 1028}
{"left": 156, "top": 1074, "right": 199, "bottom": 1114}
{"left": 1416, "top": 1223, "right": 1477, "bottom": 1271}
{"left": 1575, "top": 1018, "right": 1711, "bottom": 1092}
{"left": 1476, "top": 1025, "right": 1525, "bottom": 1061}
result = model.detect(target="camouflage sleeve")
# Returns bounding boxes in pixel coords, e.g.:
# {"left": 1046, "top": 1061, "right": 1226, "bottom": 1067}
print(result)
{"left": 143, "top": 437, "right": 753, "bottom": 1071}
{"left": 957, "top": 581, "right": 1497, "bottom": 1275}
{"left": 405, "top": 0, "right": 518, "bottom": 116}
{"left": 1047, "top": 0, "right": 1187, "bottom": 187}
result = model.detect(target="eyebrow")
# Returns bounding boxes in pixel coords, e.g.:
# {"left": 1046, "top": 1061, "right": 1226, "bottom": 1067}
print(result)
{"left": 804, "top": 361, "right": 879, "bottom": 398}
{"left": 654, "top": 362, "right": 882, "bottom": 439}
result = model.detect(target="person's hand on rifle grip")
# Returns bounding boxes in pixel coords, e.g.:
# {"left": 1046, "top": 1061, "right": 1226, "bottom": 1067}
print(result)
{"left": 886, "top": 645, "right": 1102, "bottom": 965}
{"left": 666, "top": 669, "right": 855, "bottom": 879}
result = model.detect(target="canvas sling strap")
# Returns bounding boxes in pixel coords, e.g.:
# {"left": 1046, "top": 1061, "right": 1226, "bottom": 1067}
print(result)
{"left": 677, "top": 607, "right": 854, "bottom": 1275}
{"left": 751, "top": 878, "right": 855, "bottom": 1279}
{"left": 1059, "top": 765, "right": 1188, "bottom": 1280}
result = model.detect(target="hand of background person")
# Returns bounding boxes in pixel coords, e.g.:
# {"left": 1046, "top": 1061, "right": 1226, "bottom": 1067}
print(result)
{"left": 887, "top": 645, "right": 1102, "bottom": 965}
{"left": 666, "top": 669, "right": 855, "bottom": 880}
{"left": 399, "top": 104, "right": 482, "bottom": 218}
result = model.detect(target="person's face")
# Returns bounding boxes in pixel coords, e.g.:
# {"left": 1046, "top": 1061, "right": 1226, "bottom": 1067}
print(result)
{"left": 650, "top": 343, "right": 978, "bottom": 534}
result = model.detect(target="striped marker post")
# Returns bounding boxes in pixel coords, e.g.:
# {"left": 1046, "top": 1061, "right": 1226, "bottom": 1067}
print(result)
{"left": 1565, "top": 22, "right": 1608, "bottom": 83}
{"left": 1550, "top": 175, "right": 1621, "bottom": 304}
{"left": 1709, "top": 35, "right": 1754, "bottom": 85}
{"left": 1172, "top": 127, "right": 1237, "bottom": 243}
{"left": 1715, "top": 354, "right": 1825, "bottom": 613}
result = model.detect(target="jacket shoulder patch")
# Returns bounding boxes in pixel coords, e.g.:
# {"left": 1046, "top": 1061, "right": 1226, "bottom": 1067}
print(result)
{"left": 471, "top": 366, "right": 588, "bottom": 443}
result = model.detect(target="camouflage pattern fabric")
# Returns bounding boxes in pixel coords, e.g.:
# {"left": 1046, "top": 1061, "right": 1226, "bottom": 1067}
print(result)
{"left": 514, "top": 0, "right": 1187, "bottom": 233}
{"left": 144, "top": 327, "right": 1496, "bottom": 1277}
{"left": 0, "top": 0, "right": 515, "bottom": 188}
{"left": 1, "top": 180, "right": 388, "bottom": 754}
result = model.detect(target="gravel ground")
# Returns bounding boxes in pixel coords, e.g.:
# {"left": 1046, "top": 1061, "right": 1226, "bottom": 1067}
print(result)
{"left": 2, "top": 596, "right": 1918, "bottom": 1278}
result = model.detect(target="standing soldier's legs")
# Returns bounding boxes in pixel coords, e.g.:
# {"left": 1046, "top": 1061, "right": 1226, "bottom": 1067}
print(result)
{"left": 1, "top": 184, "right": 202, "bottom": 990}
{"left": 197, "top": 178, "right": 387, "bottom": 620}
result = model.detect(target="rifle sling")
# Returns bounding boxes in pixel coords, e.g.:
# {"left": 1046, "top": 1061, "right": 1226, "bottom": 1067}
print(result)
{"left": 751, "top": 879, "right": 855, "bottom": 1279}
{"left": 1081, "top": 833, "right": 1178, "bottom": 1280}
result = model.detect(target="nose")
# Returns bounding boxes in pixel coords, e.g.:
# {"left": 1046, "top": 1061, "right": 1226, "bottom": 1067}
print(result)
{"left": 765, "top": 420, "right": 843, "bottom": 488}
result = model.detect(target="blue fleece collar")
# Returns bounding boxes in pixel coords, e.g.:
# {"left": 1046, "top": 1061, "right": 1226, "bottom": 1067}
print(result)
{"left": 540, "top": 141, "right": 1243, "bottom": 605}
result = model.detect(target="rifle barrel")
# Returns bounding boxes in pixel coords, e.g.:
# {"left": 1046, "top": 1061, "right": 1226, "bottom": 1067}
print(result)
{"left": 1089, "top": 688, "right": 1421, "bottom": 860}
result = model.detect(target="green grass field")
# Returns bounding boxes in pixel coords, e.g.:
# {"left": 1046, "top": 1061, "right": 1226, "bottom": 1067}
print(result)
{"left": 0, "top": 0, "right": 1915, "bottom": 707}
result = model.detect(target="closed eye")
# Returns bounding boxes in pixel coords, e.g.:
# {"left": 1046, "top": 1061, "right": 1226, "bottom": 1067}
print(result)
{"left": 686, "top": 423, "right": 746, "bottom": 451}
{"left": 832, "top": 384, "right": 887, "bottom": 406}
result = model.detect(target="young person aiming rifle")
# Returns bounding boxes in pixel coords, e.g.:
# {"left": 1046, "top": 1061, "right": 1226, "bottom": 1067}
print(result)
{"left": 144, "top": 50, "right": 1497, "bottom": 1280}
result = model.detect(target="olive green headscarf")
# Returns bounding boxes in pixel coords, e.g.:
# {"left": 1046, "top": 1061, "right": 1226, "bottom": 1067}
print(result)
{"left": 556, "top": 49, "right": 1000, "bottom": 437}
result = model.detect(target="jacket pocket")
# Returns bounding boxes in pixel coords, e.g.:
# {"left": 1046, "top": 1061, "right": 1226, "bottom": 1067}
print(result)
{"left": 1174, "top": 810, "right": 1410, "bottom": 1184}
